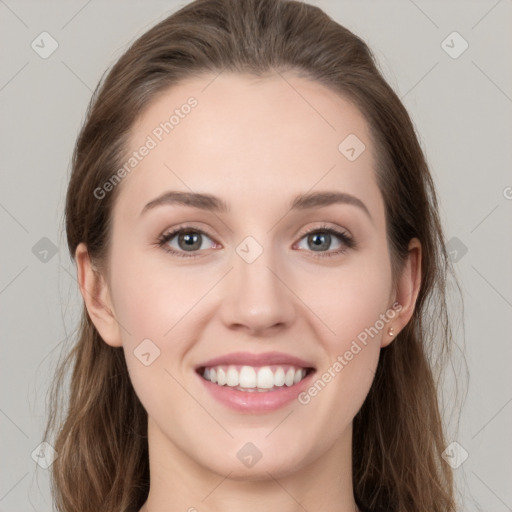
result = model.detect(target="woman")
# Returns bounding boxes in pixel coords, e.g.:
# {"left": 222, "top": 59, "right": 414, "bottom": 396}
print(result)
{"left": 43, "top": 0, "right": 460, "bottom": 510}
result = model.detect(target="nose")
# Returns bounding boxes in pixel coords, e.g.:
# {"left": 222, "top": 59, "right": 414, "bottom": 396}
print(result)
{"left": 219, "top": 243, "right": 296, "bottom": 336}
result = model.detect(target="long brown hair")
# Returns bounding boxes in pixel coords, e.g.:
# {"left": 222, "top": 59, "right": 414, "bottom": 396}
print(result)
{"left": 43, "top": 0, "right": 463, "bottom": 510}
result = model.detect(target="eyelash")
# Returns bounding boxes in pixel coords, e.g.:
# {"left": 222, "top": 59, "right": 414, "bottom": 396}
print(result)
{"left": 155, "top": 223, "right": 355, "bottom": 259}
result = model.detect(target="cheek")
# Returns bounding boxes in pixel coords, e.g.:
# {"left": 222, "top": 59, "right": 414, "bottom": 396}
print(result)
{"left": 110, "top": 248, "right": 213, "bottom": 342}
{"left": 295, "top": 249, "right": 392, "bottom": 412}
{"left": 297, "top": 253, "right": 393, "bottom": 345}
{"left": 110, "top": 254, "right": 208, "bottom": 415}
{"left": 297, "top": 262, "right": 392, "bottom": 428}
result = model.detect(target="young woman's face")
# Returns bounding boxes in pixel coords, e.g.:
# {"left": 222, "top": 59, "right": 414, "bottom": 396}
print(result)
{"left": 89, "top": 71, "right": 411, "bottom": 479}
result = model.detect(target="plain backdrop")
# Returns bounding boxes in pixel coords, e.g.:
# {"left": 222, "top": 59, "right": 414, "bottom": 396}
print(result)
{"left": 0, "top": 1, "right": 511, "bottom": 510}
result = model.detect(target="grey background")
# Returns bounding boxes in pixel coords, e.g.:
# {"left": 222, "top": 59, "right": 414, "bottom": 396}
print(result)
{"left": 1, "top": 0, "right": 511, "bottom": 510}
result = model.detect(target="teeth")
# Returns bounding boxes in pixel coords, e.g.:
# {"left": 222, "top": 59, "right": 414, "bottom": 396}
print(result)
{"left": 217, "top": 367, "right": 227, "bottom": 386}
{"left": 226, "top": 366, "right": 239, "bottom": 386}
{"left": 274, "top": 367, "right": 285, "bottom": 386}
{"left": 201, "top": 364, "right": 309, "bottom": 390}
{"left": 240, "top": 366, "right": 257, "bottom": 388}
{"left": 256, "top": 366, "right": 273, "bottom": 389}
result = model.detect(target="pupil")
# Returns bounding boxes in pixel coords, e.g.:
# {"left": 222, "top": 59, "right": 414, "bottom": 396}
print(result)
{"left": 180, "top": 232, "right": 201, "bottom": 251}
{"left": 310, "top": 233, "right": 330, "bottom": 251}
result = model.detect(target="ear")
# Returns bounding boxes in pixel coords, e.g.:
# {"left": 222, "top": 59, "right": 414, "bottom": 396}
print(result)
{"left": 381, "top": 237, "right": 422, "bottom": 348}
{"left": 75, "top": 242, "right": 122, "bottom": 347}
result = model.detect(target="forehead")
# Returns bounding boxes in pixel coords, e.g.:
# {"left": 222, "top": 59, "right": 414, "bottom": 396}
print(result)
{"left": 114, "top": 71, "right": 383, "bottom": 224}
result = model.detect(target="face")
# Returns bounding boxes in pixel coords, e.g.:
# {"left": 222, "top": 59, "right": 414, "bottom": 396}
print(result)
{"left": 82, "top": 71, "right": 412, "bottom": 480}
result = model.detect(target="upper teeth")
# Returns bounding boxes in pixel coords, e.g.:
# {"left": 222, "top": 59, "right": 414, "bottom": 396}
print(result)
{"left": 202, "top": 365, "right": 308, "bottom": 389}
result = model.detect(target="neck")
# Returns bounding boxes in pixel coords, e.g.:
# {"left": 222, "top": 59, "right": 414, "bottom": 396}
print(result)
{"left": 140, "top": 417, "right": 359, "bottom": 512}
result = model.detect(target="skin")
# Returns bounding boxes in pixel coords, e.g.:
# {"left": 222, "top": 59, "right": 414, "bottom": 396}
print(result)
{"left": 76, "top": 71, "right": 421, "bottom": 512}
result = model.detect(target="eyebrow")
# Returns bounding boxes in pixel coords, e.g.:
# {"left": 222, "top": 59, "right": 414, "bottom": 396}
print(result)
{"left": 140, "top": 190, "right": 372, "bottom": 221}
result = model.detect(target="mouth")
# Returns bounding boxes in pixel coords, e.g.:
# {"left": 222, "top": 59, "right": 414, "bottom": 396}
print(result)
{"left": 196, "top": 364, "right": 316, "bottom": 392}
{"left": 194, "top": 352, "right": 317, "bottom": 412}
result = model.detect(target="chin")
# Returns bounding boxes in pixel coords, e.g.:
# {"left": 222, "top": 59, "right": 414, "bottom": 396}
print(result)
{"left": 202, "top": 450, "right": 307, "bottom": 481}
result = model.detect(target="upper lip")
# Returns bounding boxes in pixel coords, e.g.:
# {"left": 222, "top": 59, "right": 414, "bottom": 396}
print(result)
{"left": 196, "top": 351, "right": 316, "bottom": 370}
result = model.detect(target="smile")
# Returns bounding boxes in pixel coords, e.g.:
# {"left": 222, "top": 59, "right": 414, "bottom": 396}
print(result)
{"left": 198, "top": 364, "right": 313, "bottom": 392}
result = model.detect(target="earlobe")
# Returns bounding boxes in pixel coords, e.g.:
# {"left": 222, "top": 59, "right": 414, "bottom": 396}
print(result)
{"left": 381, "top": 238, "right": 422, "bottom": 348}
{"left": 75, "top": 242, "right": 123, "bottom": 347}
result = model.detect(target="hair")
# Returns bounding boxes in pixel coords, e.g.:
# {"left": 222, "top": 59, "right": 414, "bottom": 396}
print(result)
{"left": 43, "top": 0, "right": 463, "bottom": 511}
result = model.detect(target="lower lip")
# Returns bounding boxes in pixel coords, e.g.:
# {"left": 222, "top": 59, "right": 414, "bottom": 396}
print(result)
{"left": 196, "top": 370, "right": 316, "bottom": 413}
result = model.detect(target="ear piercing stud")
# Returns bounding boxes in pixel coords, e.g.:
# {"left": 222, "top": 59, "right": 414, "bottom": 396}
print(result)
{"left": 388, "top": 327, "right": 395, "bottom": 337}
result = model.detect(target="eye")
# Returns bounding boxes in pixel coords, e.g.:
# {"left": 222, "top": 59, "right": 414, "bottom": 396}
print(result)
{"left": 156, "top": 223, "right": 355, "bottom": 259}
{"left": 294, "top": 224, "right": 355, "bottom": 258}
{"left": 156, "top": 225, "right": 218, "bottom": 258}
